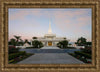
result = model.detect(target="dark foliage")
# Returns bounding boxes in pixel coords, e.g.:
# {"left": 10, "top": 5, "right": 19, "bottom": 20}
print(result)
{"left": 9, "top": 51, "right": 26, "bottom": 60}
{"left": 74, "top": 51, "right": 91, "bottom": 59}
{"left": 75, "top": 37, "right": 87, "bottom": 46}
{"left": 8, "top": 46, "right": 20, "bottom": 54}
{"left": 32, "top": 37, "right": 37, "bottom": 39}
{"left": 32, "top": 40, "right": 43, "bottom": 48}
{"left": 80, "top": 46, "right": 92, "bottom": 54}
{"left": 57, "top": 40, "right": 68, "bottom": 48}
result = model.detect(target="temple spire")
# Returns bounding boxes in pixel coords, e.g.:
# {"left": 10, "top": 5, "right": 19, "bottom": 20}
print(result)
{"left": 48, "top": 21, "right": 52, "bottom": 34}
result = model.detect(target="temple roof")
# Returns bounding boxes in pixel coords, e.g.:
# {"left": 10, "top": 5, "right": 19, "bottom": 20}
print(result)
{"left": 48, "top": 21, "right": 52, "bottom": 34}
{"left": 44, "top": 20, "right": 56, "bottom": 37}
{"left": 44, "top": 33, "right": 56, "bottom": 37}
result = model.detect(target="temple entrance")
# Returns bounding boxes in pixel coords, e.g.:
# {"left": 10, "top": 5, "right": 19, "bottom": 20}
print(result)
{"left": 48, "top": 41, "right": 52, "bottom": 46}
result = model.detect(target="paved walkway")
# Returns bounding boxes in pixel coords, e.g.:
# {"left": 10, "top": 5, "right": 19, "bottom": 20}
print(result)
{"left": 17, "top": 53, "right": 84, "bottom": 64}
{"left": 41, "top": 46, "right": 60, "bottom": 49}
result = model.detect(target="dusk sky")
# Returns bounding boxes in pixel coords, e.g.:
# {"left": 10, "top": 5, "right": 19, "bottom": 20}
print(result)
{"left": 9, "top": 8, "right": 92, "bottom": 42}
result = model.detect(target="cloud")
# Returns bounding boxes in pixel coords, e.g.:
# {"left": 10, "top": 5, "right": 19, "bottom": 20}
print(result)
{"left": 53, "top": 11, "right": 91, "bottom": 33}
{"left": 9, "top": 9, "right": 91, "bottom": 42}
{"left": 9, "top": 9, "right": 42, "bottom": 20}
{"left": 52, "top": 9, "right": 91, "bottom": 42}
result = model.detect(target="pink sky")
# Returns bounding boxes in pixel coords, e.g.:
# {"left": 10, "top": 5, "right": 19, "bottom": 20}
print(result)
{"left": 9, "top": 8, "right": 92, "bottom": 42}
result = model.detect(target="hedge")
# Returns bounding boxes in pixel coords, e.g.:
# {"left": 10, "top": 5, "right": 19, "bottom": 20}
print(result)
{"left": 9, "top": 47, "right": 20, "bottom": 54}
{"left": 9, "top": 51, "right": 26, "bottom": 60}
{"left": 74, "top": 51, "right": 91, "bottom": 59}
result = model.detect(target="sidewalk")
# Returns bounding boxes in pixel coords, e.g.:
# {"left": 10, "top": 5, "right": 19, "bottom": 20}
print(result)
{"left": 17, "top": 53, "right": 84, "bottom": 64}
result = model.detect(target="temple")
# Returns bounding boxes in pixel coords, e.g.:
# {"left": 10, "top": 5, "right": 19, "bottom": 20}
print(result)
{"left": 32, "top": 21, "right": 67, "bottom": 46}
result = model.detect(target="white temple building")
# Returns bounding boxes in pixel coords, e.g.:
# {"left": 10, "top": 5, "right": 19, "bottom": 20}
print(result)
{"left": 32, "top": 21, "right": 68, "bottom": 46}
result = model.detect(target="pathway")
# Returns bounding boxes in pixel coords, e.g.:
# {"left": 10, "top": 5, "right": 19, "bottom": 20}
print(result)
{"left": 17, "top": 53, "right": 84, "bottom": 64}
{"left": 17, "top": 46, "right": 83, "bottom": 64}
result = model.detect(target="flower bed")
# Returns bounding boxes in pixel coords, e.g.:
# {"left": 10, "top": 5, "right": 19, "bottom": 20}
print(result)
{"left": 80, "top": 46, "right": 92, "bottom": 54}
{"left": 69, "top": 52, "right": 92, "bottom": 63}
{"left": 8, "top": 45, "right": 33, "bottom": 64}
{"left": 9, "top": 51, "right": 33, "bottom": 64}
{"left": 74, "top": 51, "right": 91, "bottom": 59}
{"left": 8, "top": 45, "right": 20, "bottom": 54}
{"left": 9, "top": 51, "right": 26, "bottom": 60}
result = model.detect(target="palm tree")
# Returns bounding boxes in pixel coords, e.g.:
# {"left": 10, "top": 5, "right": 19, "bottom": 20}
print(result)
{"left": 9, "top": 38, "right": 16, "bottom": 46}
{"left": 14, "top": 35, "right": 21, "bottom": 46}
{"left": 20, "top": 39, "right": 23, "bottom": 42}
{"left": 19, "top": 39, "right": 24, "bottom": 46}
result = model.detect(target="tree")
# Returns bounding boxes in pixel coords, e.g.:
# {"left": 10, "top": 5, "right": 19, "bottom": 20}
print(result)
{"left": 39, "top": 41, "right": 43, "bottom": 48}
{"left": 20, "top": 39, "right": 23, "bottom": 42}
{"left": 24, "top": 39, "right": 28, "bottom": 43}
{"left": 9, "top": 38, "right": 16, "bottom": 46}
{"left": 18, "top": 39, "right": 24, "bottom": 46}
{"left": 57, "top": 40, "right": 68, "bottom": 48}
{"left": 14, "top": 35, "right": 21, "bottom": 42}
{"left": 14, "top": 35, "right": 21, "bottom": 46}
{"left": 64, "top": 38, "right": 66, "bottom": 39}
{"left": 75, "top": 37, "right": 87, "bottom": 46}
{"left": 86, "top": 42, "right": 92, "bottom": 46}
{"left": 68, "top": 43, "right": 72, "bottom": 46}
{"left": 33, "top": 37, "right": 37, "bottom": 39}
{"left": 32, "top": 40, "right": 43, "bottom": 48}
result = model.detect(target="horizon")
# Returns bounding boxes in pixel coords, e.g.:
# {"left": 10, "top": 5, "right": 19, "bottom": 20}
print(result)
{"left": 9, "top": 8, "right": 92, "bottom": 42}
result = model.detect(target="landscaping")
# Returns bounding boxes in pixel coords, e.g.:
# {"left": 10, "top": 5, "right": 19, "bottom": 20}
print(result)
{"left": 69, "top": 46, "right": 92, "bottom": 63}
{"left": 8, "top": 46, "right": 33, "bottom": 64}
{"left": 32, "top": 40, "right": 44, "bottom": 48}
{"left": 57, "top": 40, "right": 68, "bottom": 48}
